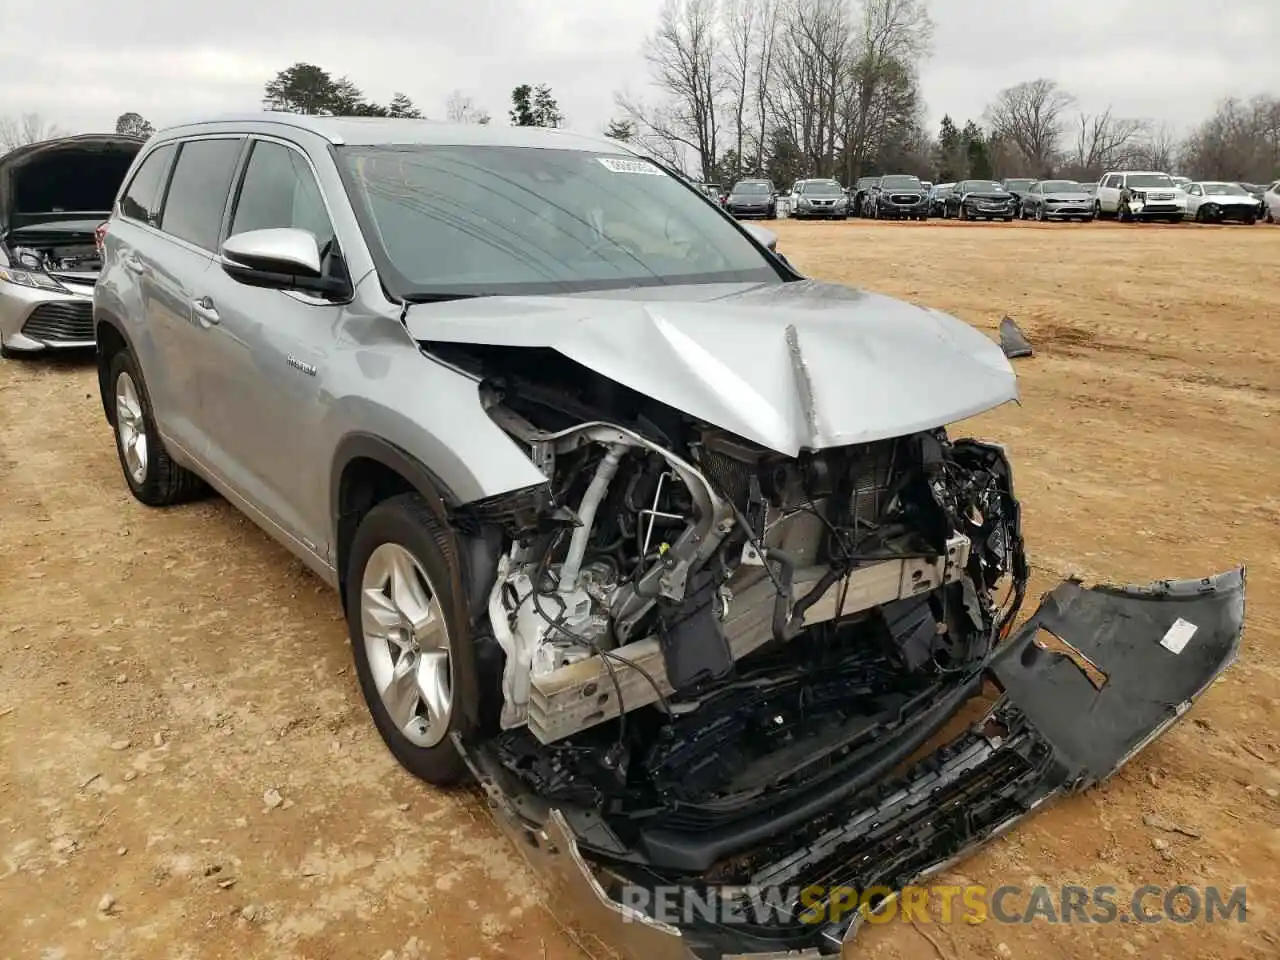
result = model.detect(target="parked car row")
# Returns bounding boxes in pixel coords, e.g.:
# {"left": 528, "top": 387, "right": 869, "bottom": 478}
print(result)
{"left": 708, "top": 171, "right": 1280, "bottom": 228}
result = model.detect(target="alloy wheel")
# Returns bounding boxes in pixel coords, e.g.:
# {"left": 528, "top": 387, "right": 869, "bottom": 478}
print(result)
{"left": 114, "top": 371, "right": 149, "bottom": 485}
{"left": 360, "top": 542, "right": 453, "bottom": 748}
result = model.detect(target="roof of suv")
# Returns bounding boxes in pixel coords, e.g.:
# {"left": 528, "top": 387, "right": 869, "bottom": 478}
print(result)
{"left": 151, "top": 113, "right": 624, "bottom": 152}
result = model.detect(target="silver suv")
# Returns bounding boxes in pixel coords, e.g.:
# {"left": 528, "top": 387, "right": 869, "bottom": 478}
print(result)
{"left": 95, "top": 115, "right": 1242, "bottom": 958}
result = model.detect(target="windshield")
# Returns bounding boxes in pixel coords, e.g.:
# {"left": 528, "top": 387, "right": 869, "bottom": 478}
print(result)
{"left": 1204, "top": 182, "right": 1248, "bottom": 196}
{"left": 1003, "top": 179, "right": 1035, "bottom": 190}
{"left": 1040, "top": 180, "right": 1081, "bottom": 193}
{"left": 338, "top": 145, "right": 783, "bottom": 298}
{"left": 880, "top": 176, "right": 921, "bottom": 190}
{"left": 965, "top": 182, "right": 1005, "bottom": 193}
{"left": 732, "top": 181, "right": 771, "bottom": 195}
{"left": 1126, "top": 174, "right": 1174, "bottom": 188}
{"left": 804, "top": 180, "right": 843, "bottom": 197}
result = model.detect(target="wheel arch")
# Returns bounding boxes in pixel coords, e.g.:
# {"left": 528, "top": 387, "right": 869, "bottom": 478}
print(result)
{"left": 94, "top": 309, "right": 135, "bottom": 425}
{"left": 330, "top": 434, "right": 463, "bottom": 613}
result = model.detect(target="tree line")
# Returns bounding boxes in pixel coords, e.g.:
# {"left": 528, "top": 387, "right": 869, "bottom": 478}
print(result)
{"left": 610, "top": 0, "right": 1279, "bottom": 186}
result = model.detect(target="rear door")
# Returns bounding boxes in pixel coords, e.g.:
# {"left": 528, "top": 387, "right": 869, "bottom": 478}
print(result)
{"left": 190, "top": 136, "right": 345, "bottom": 559}
{"left": 138, "top": 136, "right": 245, "bottom": 457}
{"left": 100, "top": 141, "right": 175, "bottom": 395}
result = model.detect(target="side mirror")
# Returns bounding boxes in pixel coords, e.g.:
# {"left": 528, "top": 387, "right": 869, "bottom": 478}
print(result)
{"left": 220, "top": 228, "right": 347, "bottom": 296}
{"left": 743, "top": 222, "right": 778, "bottom": 252}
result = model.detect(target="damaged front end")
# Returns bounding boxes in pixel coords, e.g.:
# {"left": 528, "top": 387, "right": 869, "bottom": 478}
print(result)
{"left": 430, "top": 344, "right": 1243, "bottom": 959}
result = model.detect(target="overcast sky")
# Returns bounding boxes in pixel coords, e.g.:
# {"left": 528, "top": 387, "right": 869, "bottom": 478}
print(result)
{"left": 2, "top": 0, "right": 1275, "bottom": 139}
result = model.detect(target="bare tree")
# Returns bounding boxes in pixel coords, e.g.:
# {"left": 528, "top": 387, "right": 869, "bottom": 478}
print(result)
{"left": 445, "top": 90, "right": 490, "bottom": 125}
{"left": 610, "top": 90, "right": 695, "bottom": 174}
{"left": 1180, "top": 96, "right": 1280, "bottom": 180}
{"left": 985, "top": 78, "right": 1075, "bottom": 175}
{"left": 1072, "top": 108, "right": 1147, "bottom": 176}
{"left": 1137, "top": 120, "right": 1179, "bottom": 172}
{"left": 720, "top": 0, "right": 758, "bottom": 181}
{"left": 620, "top": 0, "right": 724, "bottom": 180}
{"left": 749, "top": 0, "right": 781, "bottom": 172}
{"left": 0, "top": 113, "right": 64, "bottom": 151}
{"left": 841, "top": 0, "right": 933, "bottom": 181}
{"left": 772, "top": 0, "right": 853, "bottom": 176}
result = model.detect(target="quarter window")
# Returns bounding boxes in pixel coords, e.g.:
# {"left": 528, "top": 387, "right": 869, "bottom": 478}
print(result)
{"left": 159, "top": 138, "right": 244, "bottom": 252}
{"left": 229, "top": 141, "right": 335, "bottom": 249}
{"left": 119, "top": 145, "right": 176, "bottom": 227}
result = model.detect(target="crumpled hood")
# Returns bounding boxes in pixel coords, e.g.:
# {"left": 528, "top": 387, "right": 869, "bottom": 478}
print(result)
{"left": 407, "top": 280, "right": 1018, "bottom": 456}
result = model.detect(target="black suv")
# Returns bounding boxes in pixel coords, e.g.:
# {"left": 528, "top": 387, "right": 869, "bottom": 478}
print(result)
{"left": 724, "top": 179, "right": 777, "bottom": 219}
{"left": 868, "top": 175, "right": 929, "bottom": 220}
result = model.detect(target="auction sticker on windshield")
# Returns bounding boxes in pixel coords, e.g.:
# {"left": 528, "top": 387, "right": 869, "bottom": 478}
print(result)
{"left": 597, "top": 157, "right": 664, "bottom": 175}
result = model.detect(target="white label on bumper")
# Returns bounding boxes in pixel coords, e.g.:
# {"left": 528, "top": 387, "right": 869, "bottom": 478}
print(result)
{"left": 1160, "top": 617, "right": 1198, "bottom": 654}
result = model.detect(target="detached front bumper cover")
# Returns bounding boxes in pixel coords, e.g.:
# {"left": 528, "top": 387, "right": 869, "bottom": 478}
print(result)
{"left": 472, "top": 567, "right": 1245, "bottom": 959}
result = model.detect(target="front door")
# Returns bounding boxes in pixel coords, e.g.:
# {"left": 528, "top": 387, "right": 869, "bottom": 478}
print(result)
{"left": 189, "top": 137, "right": 343, "bottom": 561}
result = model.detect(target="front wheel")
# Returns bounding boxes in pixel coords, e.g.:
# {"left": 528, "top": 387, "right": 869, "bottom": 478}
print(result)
{"left": 346, "top": 493, "right": 478, "bottom": 786}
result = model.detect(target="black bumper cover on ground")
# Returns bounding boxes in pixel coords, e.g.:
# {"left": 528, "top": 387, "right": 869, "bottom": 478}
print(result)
{"left": 472, "top": 568, "right": 1245, "bottom": 959}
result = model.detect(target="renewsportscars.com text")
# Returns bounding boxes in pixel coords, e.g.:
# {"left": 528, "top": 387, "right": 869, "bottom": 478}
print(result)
{"left": 619, "top": 883, "right": 1248, "bottom": 927}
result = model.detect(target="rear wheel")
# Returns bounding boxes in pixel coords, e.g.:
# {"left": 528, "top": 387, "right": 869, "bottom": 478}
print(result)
{"left": 108, "top": 350, "right": 206, "bottom": 507}
{"left": 346, "top": 493, "right": 477, "bottom": 786}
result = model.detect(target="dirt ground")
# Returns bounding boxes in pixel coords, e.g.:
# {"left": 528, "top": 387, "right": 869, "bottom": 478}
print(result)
{"left": 2, "top": 220, "right": 1278, "bottom": 960}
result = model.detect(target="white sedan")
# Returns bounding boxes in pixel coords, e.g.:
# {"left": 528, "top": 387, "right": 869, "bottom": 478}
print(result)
{"left": 1184, "top": 182, "right": 1263, "bottom": 224}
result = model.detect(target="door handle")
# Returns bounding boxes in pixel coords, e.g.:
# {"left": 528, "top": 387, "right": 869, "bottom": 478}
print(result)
{"left": 191, "top": 296, "right": 221, "bottom": 326}
{"left": 123, "top": 255, "right": 145, "bottom": 274}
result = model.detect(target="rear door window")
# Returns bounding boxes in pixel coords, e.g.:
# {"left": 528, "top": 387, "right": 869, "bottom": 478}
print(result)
{"left": 159, "top": 138, "right": 244, "bottom": 252}
{"left": 119, "top": 144, "right": 176, "bottom": 227}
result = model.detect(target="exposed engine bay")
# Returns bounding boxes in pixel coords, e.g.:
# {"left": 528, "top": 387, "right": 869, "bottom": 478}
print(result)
{"left": 3, "top": 235, "right": 101, "bottom": 278}
{"left": 438, "top": 345, "right": 1030, "bottom": 871}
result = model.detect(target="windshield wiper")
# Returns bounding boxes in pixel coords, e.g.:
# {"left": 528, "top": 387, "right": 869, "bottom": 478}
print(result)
{"left": 401, "top": 291, "right": 482, "bottom": 304}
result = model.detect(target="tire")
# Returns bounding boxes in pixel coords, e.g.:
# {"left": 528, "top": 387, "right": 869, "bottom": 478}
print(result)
{"left": 1094, "top": 201, "right": 1104, "bottom": 220}
{"left": 346, "top": 492, "right": 477, "bottom": 786}
{"left": 1035, "top": 204, "right": 1046, "bottom": 223}
{"left": 108, "top": 349, "right": 206, "bottom": 507}
{"left": 1244, "top": 213, "right": 1256, "bottom": 225}
{"left": 958, "top": 205, "right": 968, "bottom": 221}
